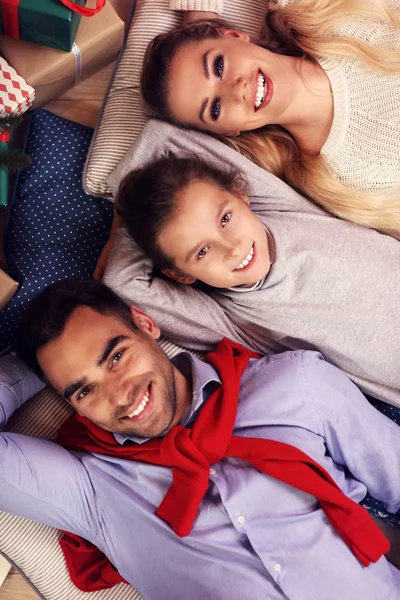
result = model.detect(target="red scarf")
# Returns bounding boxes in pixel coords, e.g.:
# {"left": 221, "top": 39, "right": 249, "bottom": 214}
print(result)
{"left": 58, "top": 339, "right": 389, "bottom": 591}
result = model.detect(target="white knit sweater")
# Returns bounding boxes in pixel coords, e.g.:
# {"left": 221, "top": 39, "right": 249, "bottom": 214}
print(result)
{"left": 170, "top": 0, "right": 400, "bottom": 196}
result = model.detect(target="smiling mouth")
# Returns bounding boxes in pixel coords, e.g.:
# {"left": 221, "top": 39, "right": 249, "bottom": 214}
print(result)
{"left": 122, "top": 385, "right": 151, "bottom": 420}
{"left": 254, "top": 71, "right": 267, "bottom": 110}
{"left": 234, "top": 243, "right": 256, "bottom": 271}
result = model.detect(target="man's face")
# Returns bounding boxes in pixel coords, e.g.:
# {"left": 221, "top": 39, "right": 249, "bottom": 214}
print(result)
{"left": 37, "top": 306, "right": 190, "bottom": 438}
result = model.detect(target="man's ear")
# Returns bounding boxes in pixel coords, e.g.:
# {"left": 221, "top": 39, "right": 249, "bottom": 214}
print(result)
{"left": 162, "top": 268, "right": 196, "bottom": 285}
{"left": 216, "top": 28, "right": 250, "bottom": 43}
{"left": 130, "top": 306, "right": 161, "bottom": 340}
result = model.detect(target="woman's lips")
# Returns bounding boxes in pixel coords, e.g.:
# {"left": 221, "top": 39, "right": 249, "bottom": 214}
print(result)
{"left": 253, "top": 70, "right": 273, "bottom": 112}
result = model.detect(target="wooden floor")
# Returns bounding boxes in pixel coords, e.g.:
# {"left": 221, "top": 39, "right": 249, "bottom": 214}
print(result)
{"left": 0, "top": 0, "right": 132, "bottom": 597}
{"left": 0, "top": 568, "right": 39, "bottom": 600}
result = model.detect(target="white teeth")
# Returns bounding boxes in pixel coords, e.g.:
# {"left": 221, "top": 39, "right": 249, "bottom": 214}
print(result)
{"left": 127, "top": 390, "right": 150, "bottom": 418}
{"left": 234, "top": 245, "right": 254, "bottom": 271}
{"left": 254, "top": 73, "right": 266, "bottom": 109}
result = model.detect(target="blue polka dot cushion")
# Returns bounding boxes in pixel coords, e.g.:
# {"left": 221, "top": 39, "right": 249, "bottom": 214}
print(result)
{"left": 0, "top": 109, "right": 113, "bottom": 353}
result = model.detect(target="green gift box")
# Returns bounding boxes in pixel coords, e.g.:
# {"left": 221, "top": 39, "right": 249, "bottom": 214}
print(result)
{"left": 0, "top": 0, "right": 85, "bottom": 52}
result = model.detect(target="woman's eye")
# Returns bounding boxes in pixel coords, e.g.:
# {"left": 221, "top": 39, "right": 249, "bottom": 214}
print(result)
{"left": 210, "top": 98, "right": 221, "bottom": 121}
{"left": 111, "top": 350, "right": 124, "bottom": 367}
{"left": 214, "top": 55, "right": 224, "bottom": 78}
{"left": 77, "top": 386, "right": 92, "bottom": 401}
{"left": 221, "top": 212, "right": 231, "bottom": 226}
{"left": 198, "top": 247, "right": 209, "bottom": 260}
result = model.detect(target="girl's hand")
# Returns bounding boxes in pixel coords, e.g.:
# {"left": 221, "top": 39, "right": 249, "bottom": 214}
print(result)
{"left": 93, "top": 207, "right": 122, "bottom": 281}
{"left": 183, "top": 11, "right": 218, "bottom": 23}
{"left": 93, "top": 234, "right": 116, "bottom": 281}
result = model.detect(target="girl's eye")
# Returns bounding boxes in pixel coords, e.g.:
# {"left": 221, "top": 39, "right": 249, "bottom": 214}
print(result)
{"left": 77, "top": 386, "right": 92, "bottom": 401}
{"left": 198, "top": 246, "right": 209, "bottom": 260}
{"left": 210, "top": 98, "right": 221, "bottom": 121}
{"left": 111, "top": 350, "right": 124, "bottom": 367}
{"left": 214, "top": 55, "right": 224, "bottom": 78}
{"left": 221, "top": 212, "right": 231, "bottom": 226}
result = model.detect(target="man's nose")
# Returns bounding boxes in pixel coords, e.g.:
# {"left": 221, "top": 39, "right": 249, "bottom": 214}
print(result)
{"left": 104, "top": 376, "right": 131, "bottom": 407}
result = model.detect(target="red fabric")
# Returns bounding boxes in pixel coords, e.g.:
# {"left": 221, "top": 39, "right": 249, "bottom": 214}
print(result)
{"left": 58, "top": 338, "right": 390, "bottom": 591}
{"left": 0, "top": 131, "right": 10, "bottom": 142}
{"left": 58, "top": 0, "right": 105, "bottom": 17}
{"left": 1, "top": 0, "right": 20, "bottom": 39}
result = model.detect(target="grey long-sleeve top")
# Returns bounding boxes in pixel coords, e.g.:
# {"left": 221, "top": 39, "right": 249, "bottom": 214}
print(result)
{"left": 104, "top": 120, "right": 400, "bottom": 406}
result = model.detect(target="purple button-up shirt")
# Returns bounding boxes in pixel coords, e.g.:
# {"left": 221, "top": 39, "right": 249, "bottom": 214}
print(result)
{"left": 0, "top": 350, "right": 399, "bottom": 599}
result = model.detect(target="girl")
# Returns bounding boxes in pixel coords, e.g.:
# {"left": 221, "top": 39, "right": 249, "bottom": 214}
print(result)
{"left": 104, "top": 149, "right": 400, "bottom": 407}
{"left": 140, "top": 0, "right": 400, "bottom": 237}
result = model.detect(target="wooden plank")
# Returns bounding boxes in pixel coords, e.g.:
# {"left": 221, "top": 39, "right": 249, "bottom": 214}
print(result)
{"left": 0, "top": 573, "right": 40, "bottom": 599}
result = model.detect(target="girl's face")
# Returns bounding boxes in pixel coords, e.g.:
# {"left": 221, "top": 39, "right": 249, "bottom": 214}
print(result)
{"left": 158, "top": 179, "right": 273, "bottom": 288}
{"left": 167, "top": 31, "right": 297, "bottom": 136}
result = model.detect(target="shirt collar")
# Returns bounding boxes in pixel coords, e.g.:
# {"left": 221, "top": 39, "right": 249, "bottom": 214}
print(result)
{"left": 114, "top": 352, "right": 221, "bottom": 446}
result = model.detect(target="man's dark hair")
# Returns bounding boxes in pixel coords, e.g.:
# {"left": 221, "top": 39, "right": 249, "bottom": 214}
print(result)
{"left": 17, "top": 278, "right": 136, "bottom": 378}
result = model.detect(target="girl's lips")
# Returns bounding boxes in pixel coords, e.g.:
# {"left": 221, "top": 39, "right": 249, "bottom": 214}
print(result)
{"left": 123, "top": 384, "right": 154, "bottom": 422}
{"left": 234, "top": 243, "right": 257, "bottom": 272}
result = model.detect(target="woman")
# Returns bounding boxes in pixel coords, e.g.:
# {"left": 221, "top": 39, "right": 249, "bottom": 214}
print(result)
{"left": 141, "top": 0, "right": 400, "bottom": 236}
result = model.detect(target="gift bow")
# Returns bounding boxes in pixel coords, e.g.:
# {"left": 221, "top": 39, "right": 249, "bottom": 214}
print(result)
{"left": 1, "top": 0, "right": 105, "bottom": 40}
{"left": 59, "top": 0, "right": 105, "bottom": 17}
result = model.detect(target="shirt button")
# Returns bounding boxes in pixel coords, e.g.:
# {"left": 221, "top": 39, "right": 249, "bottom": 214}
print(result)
{"left": 237, "top": 514, "right": 246, "bottom": 525}
{"left": 210, "top": 468, "right": 217, "bottom": 477}
{"left": 273, "top": 562, "right": 282, "bottom": 573}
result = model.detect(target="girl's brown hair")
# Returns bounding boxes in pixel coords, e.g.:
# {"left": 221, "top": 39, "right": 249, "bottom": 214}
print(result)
{"left": 115, "top": 154, "right": 247, "bottom": 270}
{"left": 140, "top": 1, "right": 400, "bottom": 237}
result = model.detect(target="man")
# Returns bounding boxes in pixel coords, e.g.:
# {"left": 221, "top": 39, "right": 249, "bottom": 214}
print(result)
{"left": 0, "top": 278, "right": 399, "bottom": 599}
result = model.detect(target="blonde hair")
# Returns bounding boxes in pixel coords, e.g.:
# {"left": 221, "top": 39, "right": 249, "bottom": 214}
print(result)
{"left": 142, "top": 0, "right": 400, "bottom": 236}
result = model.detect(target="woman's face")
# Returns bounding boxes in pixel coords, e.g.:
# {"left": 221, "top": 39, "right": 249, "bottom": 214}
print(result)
{"left": 167, "top": 31, "right": 297, "bottom": 136}
{"left": 158, "top": 179, "right": 272, "bottom": 289}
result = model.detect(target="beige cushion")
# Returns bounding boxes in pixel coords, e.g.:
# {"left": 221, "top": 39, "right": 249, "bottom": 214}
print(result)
{"left": 83, "top": 0, "right": 267, "bottom": 198}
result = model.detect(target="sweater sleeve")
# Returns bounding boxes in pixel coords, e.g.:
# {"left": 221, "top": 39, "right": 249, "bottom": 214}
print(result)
{"left": 103, "top": 229, "right": 251, "bottom": 353}
{"left": 169, "top": 0, "right": 223, "bottom": 13}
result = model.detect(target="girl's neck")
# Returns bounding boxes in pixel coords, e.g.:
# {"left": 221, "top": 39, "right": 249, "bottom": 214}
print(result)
{"left": 277, "top": 57, "right": 334, "bottom": 156}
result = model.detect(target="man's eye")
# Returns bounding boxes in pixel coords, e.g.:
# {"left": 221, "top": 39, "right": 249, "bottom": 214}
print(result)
{"left": 221, "top": 212, "right": 231, "bottom": 226}
{"left": 210, "top": 98, "right": 221, "bottom": 121}
{"left": 78, "top": 386, "right": 92, "bottom": 401}
{"left": 198, "top": 247, "right": 209, "bottom": 260}
{"left": 111, "top": 350, "right": 124, "bottom": 367}
{"left": 214, "top": 54, "right": 224, "bottom": 78}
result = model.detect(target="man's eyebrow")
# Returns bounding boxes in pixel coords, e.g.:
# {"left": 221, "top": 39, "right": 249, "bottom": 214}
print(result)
{"left": 64, "top": 378, "right": 87, "bottom": 401}
{"left": 199, "top": 50, "right": 211, "bottom": 123}
{"left": 97, "top": 335, "right": 129, "bottom": 367}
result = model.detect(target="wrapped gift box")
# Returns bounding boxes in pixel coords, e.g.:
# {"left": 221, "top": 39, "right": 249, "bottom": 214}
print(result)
{"left": 0, "top": 0, "right": 85, "bottom": 52}
{"left": 0, "top": 268, "right": 18, "bottom": 310}
{"left": 0, "top": 56, "right": 35, "bottom": 115}
{"left": 0, "top": 2, "right": 124, "bottom": 109}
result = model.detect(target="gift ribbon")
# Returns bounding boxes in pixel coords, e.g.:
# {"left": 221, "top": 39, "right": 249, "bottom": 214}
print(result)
{"left": 1, "top": 0, "right": 106, "bottom": 39}
{"left": 59, "top": 0, "right": 106, "bottom": 17}
{"left": 1, "top": 0, "right": 20, "bottom": 38}
{"left": 71, "top": 43, "right": 82, "bottom": 85}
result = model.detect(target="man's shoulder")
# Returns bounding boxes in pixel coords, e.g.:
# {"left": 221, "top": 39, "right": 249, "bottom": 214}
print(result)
{"left": 250, "top": 349, "right": 324, "bottom": 371}
{"left": 243, "top": 349, "right": 326, "bottom": 391}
